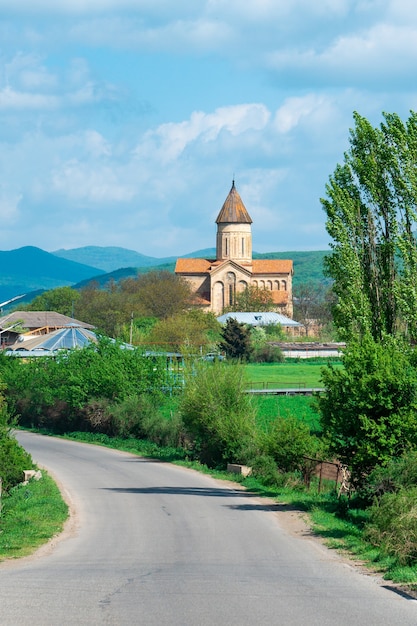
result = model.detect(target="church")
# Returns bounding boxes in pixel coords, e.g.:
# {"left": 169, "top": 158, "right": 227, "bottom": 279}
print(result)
{"left": 175, "top": 182, "right": 293, "bottom": 316}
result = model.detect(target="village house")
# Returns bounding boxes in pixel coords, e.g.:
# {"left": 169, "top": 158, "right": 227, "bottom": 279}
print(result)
{"left": 175, "top": 181, "right": 293, "bottom": 316}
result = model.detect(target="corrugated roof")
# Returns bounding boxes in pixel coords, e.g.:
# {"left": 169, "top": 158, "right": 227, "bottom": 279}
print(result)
{"left": 217, "top": 312, "right": 302, "bottom": 327}
{"left": 7, "top": 325, "right": 98, "bottom": 352}
{"left": 252, "top": 259, "right": 293, "bottom": 274}
{"left": 0, "top": 311, "right": 94, "bottom": 330}
{"left": 215, "top": 181, "right": 252, "bottom": 224}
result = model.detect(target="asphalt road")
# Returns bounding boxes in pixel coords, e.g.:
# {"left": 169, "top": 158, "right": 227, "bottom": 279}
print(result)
{"left": 0, "top": 432, "right": 416, "bottom": 626}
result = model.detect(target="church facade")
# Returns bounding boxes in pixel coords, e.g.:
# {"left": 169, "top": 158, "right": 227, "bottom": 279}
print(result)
{"left": 175, "top": 182, "right": 293, "bottom": 316}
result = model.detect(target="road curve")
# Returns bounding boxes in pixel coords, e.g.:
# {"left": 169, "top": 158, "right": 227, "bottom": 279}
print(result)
{"left": 0, "top": 432, "right": 415, "bottom": 626}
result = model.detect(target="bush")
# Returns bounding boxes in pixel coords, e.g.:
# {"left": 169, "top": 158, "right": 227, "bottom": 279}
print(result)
{"left": 318, "top": 335, "right": 417, "bottom": 487}
{"left": 0, "top": 382, "right": 32, "bottom": 493}
{"left": 250, "top": 345, "right": 284, "bottom": 363}
{"left": 247, "top": 454, "right": 282, "bottom": 486}
{"left": 262, "top": 415, "right": 320, "bottom": 473}
{"left": 180, "top": 361, "right": 259, "bottom": 466}
{"left": 365, "top": 487, "right": 417, "bottom": 565}
{"left": 110, "top": 393, "right": 183, "bottom": 447}
{"left": 0, "top": 432, "right": 33, "bottom": 493}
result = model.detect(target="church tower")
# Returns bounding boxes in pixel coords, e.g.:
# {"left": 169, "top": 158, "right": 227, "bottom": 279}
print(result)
{"left": 215, "top": 181, "right": 253, "bottom": 264}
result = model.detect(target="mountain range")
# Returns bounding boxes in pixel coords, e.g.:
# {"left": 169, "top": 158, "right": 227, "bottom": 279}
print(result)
{"left": 0, "top": 245, "right": 329, "bottom": 306}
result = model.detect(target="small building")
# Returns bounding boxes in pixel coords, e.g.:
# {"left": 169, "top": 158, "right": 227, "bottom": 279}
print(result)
{"left": 217, "top": 311, "right": 303, "bottom": 332}
{"left": 0, "top": 311, "right": 94, "bottom": 348}
{"left": 6, "top": 324, "right": 98, "bottom": 356}
{"left": 175, "top": 182, "right": 293, "bottom": 316}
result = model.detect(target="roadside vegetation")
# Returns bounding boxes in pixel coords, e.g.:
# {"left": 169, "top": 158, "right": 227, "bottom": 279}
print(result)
{"left": 4, "top": 109, "right": 417, "bottom": 586}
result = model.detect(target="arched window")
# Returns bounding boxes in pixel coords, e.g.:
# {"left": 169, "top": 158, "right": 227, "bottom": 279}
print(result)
{"left": 267, "top": 280, "right": 272, "bottom": 290}
{"left": 274, "top": 280, "right": 280, "bottom": 290}
{"left": 281, "top": 280, "right": 287, "bottom": 290}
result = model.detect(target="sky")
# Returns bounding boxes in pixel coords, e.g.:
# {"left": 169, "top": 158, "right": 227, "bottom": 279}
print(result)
{"left": 1, "top": 1, "right": 417, "bottom": 258}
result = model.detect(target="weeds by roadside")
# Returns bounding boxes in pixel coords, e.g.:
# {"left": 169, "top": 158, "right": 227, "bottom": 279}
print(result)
{"left": 0, "top": 472, "right": 68, "bottom": 561}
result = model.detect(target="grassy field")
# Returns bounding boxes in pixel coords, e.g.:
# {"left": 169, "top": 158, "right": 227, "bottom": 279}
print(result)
{"left": 253, "top": 395, "right": 321, "bottom": 432}
{"left": 244, "top": 360, "right": 342, "bottom": 390}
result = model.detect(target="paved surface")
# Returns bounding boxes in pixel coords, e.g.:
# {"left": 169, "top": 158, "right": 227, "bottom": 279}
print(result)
{"left": 0, "top": 431, "right": 416, "bottom": 625}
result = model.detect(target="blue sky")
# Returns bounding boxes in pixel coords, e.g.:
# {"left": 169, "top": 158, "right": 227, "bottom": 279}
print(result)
{"left": 1, "top": 1, "right": 417, "bottom": 257}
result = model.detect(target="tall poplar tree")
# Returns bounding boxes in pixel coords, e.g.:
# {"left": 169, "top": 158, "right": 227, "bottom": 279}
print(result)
{"left": 322, "top": 111, "right": 417, "bottom": 341}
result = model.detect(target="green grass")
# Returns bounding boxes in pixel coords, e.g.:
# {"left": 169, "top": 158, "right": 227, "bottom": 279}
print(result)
{"left": 244, "top": 361, "right": 342, "bottom": 389}
{"left": 0, "top": 472, "right": 68, "bottom": 561}
{"left": 253, "top": 394, "right": 322, "bottom": 432}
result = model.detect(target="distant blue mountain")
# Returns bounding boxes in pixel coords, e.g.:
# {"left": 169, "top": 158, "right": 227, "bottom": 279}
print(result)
{"left": 0, "top": 244, "right": 328, "bottom": 306}
{"left": 0, "top": 246, "right": 104, "bottom": 303}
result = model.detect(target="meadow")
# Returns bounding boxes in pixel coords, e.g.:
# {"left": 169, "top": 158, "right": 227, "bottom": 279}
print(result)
{"left": 244, "top": 359, "right": 342, "bottom": 390}
{"left": 244, "top": 359, "right": 342, "bottom": 434}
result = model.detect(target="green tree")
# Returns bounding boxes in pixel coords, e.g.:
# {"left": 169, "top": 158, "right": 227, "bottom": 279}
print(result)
{"left": 318, "top": 336, "right": 417, "bottom": 487}
{"left": 120, "top": 270, "right": 192, "bottom": 319}
{"left": 321, "top": 110, "right": 417, "bottom": 342}
{"left": 224, "top": 285, "right": 274, "bottom": 313}
{"left": 219, "top": 318, "right": 252, "bottom": 361}
{"left": 22, "top": 287, "right": 81, "bottom": 317}
{"left": 146, "top": 310, "right": 221, "bottom": 352}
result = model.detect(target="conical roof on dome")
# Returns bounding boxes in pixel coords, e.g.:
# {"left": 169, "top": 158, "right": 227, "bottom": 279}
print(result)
{"left": 215, "top": 181, "right": 252, "bottom": 224}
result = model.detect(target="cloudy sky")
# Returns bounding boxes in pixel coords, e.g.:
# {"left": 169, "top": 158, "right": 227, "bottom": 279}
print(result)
{"left": 1, "top": 1, "right": 416, "bottom": 257}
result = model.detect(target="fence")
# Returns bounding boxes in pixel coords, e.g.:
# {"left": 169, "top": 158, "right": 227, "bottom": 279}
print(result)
{"left": 303, "top": 457, "right": 345, "bottom": 493}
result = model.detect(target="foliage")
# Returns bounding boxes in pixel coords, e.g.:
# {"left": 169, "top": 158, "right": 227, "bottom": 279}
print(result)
{"left": 21, "top": 286, "right": 80, "bottom": 317}
{"left": 145, "top": 310, "right": 221, "bottom": 352}
{"left": 250, "top": 344, "right": 284, "bottom": 363}
{"left": 262, "top": 415, "right": 321, "bottom": 473}
{"left": 109, "top": 393, "right": 183, "bottom": 447}
{"left": 73, "top": 271, "right": 193, "bottom": 336}
{"left": 2, "top": 338, "right": 169, "bottom": 432}
{"left": 263, "top": 322, "right": 286, "bottom": 340}
{"left": 219, "top": 318, "right": 252, "bottom": 361}
{"left": 224, "top": 285, "right": 274, "bottom": 312}
{"left": 321, "top": 110, "right": 417, "bottom": 342}
{"left": 318, "top": 335, "right": 417, "bottom": 486}
{"left": 0, "top": 382, "right": 32, "bottom": 493}
{"left": 119, "top": 270, "right": 192, "bottom": 320}
{"left": 179, "top": 361, "right": 258, "bottom": 466}
{"left": 365, "top": 488, "right": 417, "bottom": 566}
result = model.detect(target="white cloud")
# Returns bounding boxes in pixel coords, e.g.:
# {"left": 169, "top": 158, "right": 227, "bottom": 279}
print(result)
{"left": 135, "top": 104, "right": 270, "bottom": 163}
{"left": 274, "top": 94, "right": 337, "bottom": 134}
{"left": 0, "top": 86, "right": 59, "bottom": 110}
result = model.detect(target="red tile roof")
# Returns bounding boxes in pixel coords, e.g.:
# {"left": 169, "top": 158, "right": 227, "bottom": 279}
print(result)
{"left": 175, "top": 258, "right": 213, "bottom": 273}
{"left": 252, "top": 259, "right": 293, "bottom": 274}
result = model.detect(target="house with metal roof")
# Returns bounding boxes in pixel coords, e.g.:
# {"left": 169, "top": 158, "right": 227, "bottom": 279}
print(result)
{"left": 175, "top": 182, "right": 293, "bottom": 316}
{"left": 217, "top": 311, "right": 302, "bottom": 329}
{"left": 0, "top": 311, "right": 94, "bottom": 348}
{"left": 6, "top": 324, "right": 98, "bottom": 356}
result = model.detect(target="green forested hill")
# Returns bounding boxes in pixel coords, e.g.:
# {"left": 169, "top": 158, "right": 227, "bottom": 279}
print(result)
{"left": 254, "top": 250, "right": 329, "bottom": 286}
{"left": 0, "top": 247, "right": 104, "bottom": 302}
{"left": 0, "top": 245, "right": 329, "bottom": 304}
{"left": 73, "top": 250, "right": 329, "bottom": 290}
